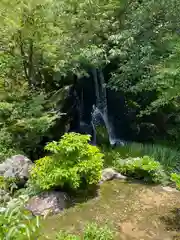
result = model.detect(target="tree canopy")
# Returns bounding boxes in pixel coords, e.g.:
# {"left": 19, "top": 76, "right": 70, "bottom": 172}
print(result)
{"left": 1, "top": 0, "right": 180, "bottom": 160}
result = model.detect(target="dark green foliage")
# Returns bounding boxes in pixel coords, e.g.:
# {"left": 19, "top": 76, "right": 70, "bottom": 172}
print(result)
{"left": 56, "top": 223, "right": 114, "bottom": 240}
{"left": 30, "top": 133, "right": 104, "bottom": 191}
{"left": 108, "top": 0, "right": 180, "bottom": 110}
{"left": 114, "top": 156, "right": 169, "bottom": 184}
{"left": 96, "top": 126, "right": 109, "bottom": 146}
{"left": 0, "top": 87, "right": 57, "bottom": 161}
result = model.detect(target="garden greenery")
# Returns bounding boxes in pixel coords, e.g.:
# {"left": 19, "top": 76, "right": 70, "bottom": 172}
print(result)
{"left": 170, "top": 173, "right": 180, "bottom": 190}
{"left": 0, "top": 195, "right": 40, "bottom": 240}
{"left": 103, "top": 143, "right": 180, "bottom": 172}
{"left": 1, "top": 0, "right": 180, "bottom": 238}
{"left": 56, "top": 223, "right": 114, "bottom": 240}
{"left": 114, "top": 156, "right": 169, "bottom": 184}
{"left": 30, "top": 133, "right": 104, "bottom": 191}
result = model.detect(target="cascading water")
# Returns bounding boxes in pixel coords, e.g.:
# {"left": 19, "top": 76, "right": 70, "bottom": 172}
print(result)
{"left": 91, "top": 68, "right": 124, "bottom": 146}
{"left": 79, "top": 86, "right": 96, "bottom": 144}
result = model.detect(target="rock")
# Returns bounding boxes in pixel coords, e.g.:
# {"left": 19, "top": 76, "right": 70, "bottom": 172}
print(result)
{"left": 0, "top": 155, "right": 33, "bottom": 184}
{"left": 0, "top": 189, "right": 11, "bottom": 204}
{"left": 162, "top": 186, "right": 179, "bottom": 193}
{"left": 26, "top": 191, "right": 68, "bottom": 216}
{"left": 100, "top": 168, "right": 127, "bottom": 184}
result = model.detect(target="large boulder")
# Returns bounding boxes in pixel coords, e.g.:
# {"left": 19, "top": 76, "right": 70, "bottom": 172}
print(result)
{"left": 100, "top": 168, "right": 127, "bottom": 184}
{"left": 0, "top": 155, "right": 33, "bottom": 184}
{"left": 26, "top": 191, "right": 68, "bottom": 216}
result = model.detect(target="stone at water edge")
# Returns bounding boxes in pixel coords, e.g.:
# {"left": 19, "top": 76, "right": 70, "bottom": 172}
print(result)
{"left": 162, "top": 186, "right": 179, "bottom": 193}
{"left": 0, "top": 155, "right": 33, "bottom": 184}
{"left": 26, "top": 191, "right": 68, "bottom": 216}
{"left": 100, "top": 168, "right": 127, "bottom": 184}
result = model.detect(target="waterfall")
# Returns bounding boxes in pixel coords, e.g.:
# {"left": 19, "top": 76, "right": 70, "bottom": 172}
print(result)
{"left": 80, "top": 87, "right": 96, "bottom": 144}
{"left": 91, "top": 68, "right": 124, "bottom": 146}
{"left": 91, "top": 120, "right": 96, "bottom": 145}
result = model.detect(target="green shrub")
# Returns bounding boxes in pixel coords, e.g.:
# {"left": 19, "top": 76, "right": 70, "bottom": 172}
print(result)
{"left": 136, "top": 144, "right": 180, "bottom": 171}
{"left": 114, "top": 156, "right": 169, "bottom": 184}
{"left": 170, "top": 173, "right": 180, "bottom": 190}
{"left": 0, "top": 195, "right": 40, "bottom": 239}
{"left": 56, "top": 223, "right": 114, "bottom": 240}
{"left": 104, "top": 143, "right": 180, "bottom": 172}
{"left": 30, "top": 133, "right": 104, "bottom": 191}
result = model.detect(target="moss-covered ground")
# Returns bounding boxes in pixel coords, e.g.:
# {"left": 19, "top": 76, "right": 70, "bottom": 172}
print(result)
{"left": 41, "top": 180, "right": 180, "bottom": 239}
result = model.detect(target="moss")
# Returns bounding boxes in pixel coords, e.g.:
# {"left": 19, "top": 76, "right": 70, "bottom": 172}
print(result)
{"left": 40, "top": 180, "right": 180, "bottom": 240}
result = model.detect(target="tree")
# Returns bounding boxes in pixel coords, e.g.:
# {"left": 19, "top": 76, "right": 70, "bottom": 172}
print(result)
{"left": 105, "top": 0, "right": 180, "bottom": 141}
{"left": 0, "top": 0, "right": 123, "bottom": 159}
{"left": 0, "top": 0, "right": 121, "bottom": 89}
{"left": 107, "top": 0, "right": 180, "bottom": 113}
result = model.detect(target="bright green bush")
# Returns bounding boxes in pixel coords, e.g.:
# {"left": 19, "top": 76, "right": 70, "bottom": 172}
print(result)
{"left": 104, "top": 143, "right": 180, "bottom": 172}
{"left": 0, "top": 195, "right": 40, "bottom": 240}
{"left": 114, "top": 156, "right": 169, "bottom": 184}
{"left": 56, "top": 223, "right": 114, "bottom": 240}
{"left": 30, "top": 133, "right": 104, "bottom": 191}
{"left": 170, "top": 173, "right": 180, "bottom": 190}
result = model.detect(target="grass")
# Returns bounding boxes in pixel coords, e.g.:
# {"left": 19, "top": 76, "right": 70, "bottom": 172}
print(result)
{"left": 95, "top": 126, "right": 180, "bottom": 172}
{"left": 40, "top": 180, "right": 180, "bottom": 240}
{"left": 56, "top": 223, "right": 114, "bottom": 240}
{"left": 102, "top": 142, "right": 180, "bottom": 172}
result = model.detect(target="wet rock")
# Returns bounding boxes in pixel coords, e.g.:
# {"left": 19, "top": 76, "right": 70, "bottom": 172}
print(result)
{"left": 100, "top": 168, "right": 127, "bottom": 184}
{"left": 0, "top": 155, "right": 33, "bottom": 184}
{"left": 162, "top": 186, "right": 179, "bottom": 193}
{"left": 26, "top": 191, "right": 68, "bottom": 216}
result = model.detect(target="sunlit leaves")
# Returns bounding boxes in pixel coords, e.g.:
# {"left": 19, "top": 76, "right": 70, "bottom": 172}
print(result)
{"left": 30, "top": 133, "right": 104, "bottom": 190}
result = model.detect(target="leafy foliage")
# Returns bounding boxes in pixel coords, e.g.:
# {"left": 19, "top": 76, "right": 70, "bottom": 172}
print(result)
{"left": 103, "top": 143, "right": 180, "bottom": 172}
{"left": 30, "top": 133, "right": 104, "bottom": 190}
{"left": 114, "top": 156, "right": 168, "bottom": 184}
{"left": 170, "top": 173, "right": 180, "bottom": 190}
{"left": 0, "top": 195, "right": 40, "bottom": 239}
{"left": 56, "top": 223, "right": 114, "bottom": 240}
{"left": 108, "top": 0, "right": 180, "bottom": 112}
{"left": 0, "top": 0, "right": 120, "bottom": 84}
{"left": 0, "top": 87, "right": 57, "bottom": 160}
{"left": 1, "top": 0, "right": 180, "bottom": 182}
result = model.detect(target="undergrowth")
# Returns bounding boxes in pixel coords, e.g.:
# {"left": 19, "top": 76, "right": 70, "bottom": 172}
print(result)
{"left": 114, "top": 155, "right": 169, "bottom": 184}
{"left": 56, "top": 223, "right": 114, "bottom": 240}
{"left": 103, "top": 142, "right": 180, "bottom": 172}
{"left": 170, "top": 173, "right": 180, "bottom": 190}
{"left": 0, "top": 195, "right": 40, "bottom": 239}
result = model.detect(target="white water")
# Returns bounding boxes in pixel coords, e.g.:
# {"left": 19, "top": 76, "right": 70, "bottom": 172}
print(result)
{"left": 91, "top": 68, "right": 124, "bottom": 146}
